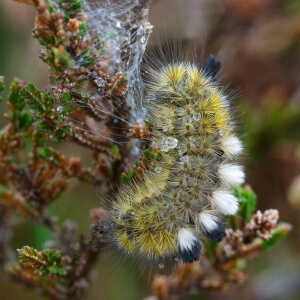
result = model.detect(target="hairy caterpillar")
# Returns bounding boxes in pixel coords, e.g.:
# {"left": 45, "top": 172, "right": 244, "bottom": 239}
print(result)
{"left": 82, "top": 0, "right": 244, "bottom": 266}
{"left": 110, "top": 54, "right": 245, "bottom": 265}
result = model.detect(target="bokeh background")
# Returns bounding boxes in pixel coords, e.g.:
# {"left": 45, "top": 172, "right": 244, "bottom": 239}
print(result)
{"left": 1, "top": 0, "right": 300, "bottom": 299}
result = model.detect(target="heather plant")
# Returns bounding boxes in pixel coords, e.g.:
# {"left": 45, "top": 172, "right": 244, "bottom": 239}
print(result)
{"left": 0, "top": 1, "right": 292, "bottom": 299}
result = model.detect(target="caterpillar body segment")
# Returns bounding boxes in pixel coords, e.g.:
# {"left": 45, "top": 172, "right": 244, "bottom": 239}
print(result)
{"left": 111, "top": 56, "right": 244, "bottom": 264}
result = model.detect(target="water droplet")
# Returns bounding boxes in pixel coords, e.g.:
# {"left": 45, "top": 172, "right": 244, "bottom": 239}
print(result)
{"left": 137, "top": 26, "right": 145, "bottom": 35}
{"left": 219, "top": 129, "right": 224, "bottom": 136}
{"left": 184, "top": 116, "right": 192, "bottom": 124}
{"left": 96, "top": 78, "right": 105, "bottom": 86}
{"left": 180, "top": 155, "right": 189, "bottom": 162}
{"left": 193, "top": 113, "right": 201, "bottom": 121}
{"left": 158, "top": 263, "right": 164, "bottom": 270}
{"left": 162, "top": 126, "right": 168, "bottom": 132}
{"left": 141, "top": 36, "right": 146, "bottom": 44}
{"left": 174, "top": 257, "right": 179, "bottom": 262}
{"left": 178, "top": 149, "right": 183, "bottom": 155}
{"left": 116, "top": 21, "right": 121, "bottom": 28}
{"left": 155, "top": 167, "right": 163, "bottom": 173}
{"left": 57, "top": 106, "right": 63, "bottom": 112}
{"left": 162, "top": 145, "right": 169, "bottom": 152}
{"left": 174, "top": 107, "right": 185, "bottom": 115}
{"left": 166, "top": 137, "right": 178, "bottom": 148}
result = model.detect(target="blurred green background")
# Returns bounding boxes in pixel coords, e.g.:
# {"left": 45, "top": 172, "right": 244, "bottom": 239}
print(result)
{"left": 1, "top": 0, "right": 300, "bottom": 299}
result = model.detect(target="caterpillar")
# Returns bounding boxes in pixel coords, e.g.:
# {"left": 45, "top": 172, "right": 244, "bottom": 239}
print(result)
{"left": 110, "top": 54, "right": 245, "bottom": 265}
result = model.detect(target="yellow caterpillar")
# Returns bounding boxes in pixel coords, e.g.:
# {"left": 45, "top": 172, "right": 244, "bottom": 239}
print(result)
{"left": 111, "top": 55, "right": 244, "bottom": 264}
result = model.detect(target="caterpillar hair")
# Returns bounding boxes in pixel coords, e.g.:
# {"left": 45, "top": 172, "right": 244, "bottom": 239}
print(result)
{"left": 109, "top": 49, "right": 245, "bottom": 266}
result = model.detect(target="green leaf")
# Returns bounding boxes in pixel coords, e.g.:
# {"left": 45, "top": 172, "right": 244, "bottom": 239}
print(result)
{"left": 43, "top": 92, "right": 54, "bottom": 114}
{"left": 261, "top": 222, "right": 292, "bottom": 250}
{"left": 79, "top": 22, "right": 90, "bottom": 36}
{"left": 80, "top": 48, "right": 94, "bottom": 67}
{"left": 34, "top": 132, "right": 47, "bottom": 147}
{"left": 94, "top": 35, "right": 106, "bottom": 51}
{"left": 38, "top": 147, "right": 60, "bottom": 165}
{"left": 50, "top": 47, "right": 73, "bottom": 72}
{"left": 19, "top": 111, "right": 34, "bottom": 129}
{"left": 20, "top": 83, "right": 42, "bottom": 111}
{"left": 53, "top": 125, "right": 71, "bottom": 142}
{"left": 61, "top": 92, "right": 71, "bottom": 102}
{"left": 235, "top": 185, "right": 257, "bottom": 221}
{"left": 7, "top": 81, "right": 32, "bottom": 130}
{"left": 108, "top": 144, "right": 121, "bottom": 161}
{"left": 144, "top": 119, "right": 153, "bottom": 129}
{"left": 38, "top": 122, "right": 53, "bottom": 132}
{"left": 37, "top": 147, "right": 51, "bottom": 160}
{"left": 144, "top": 148, "right": 162, "bottom": 160}
{"left": 8, "top": 82, "right": 21, "bottom": 106}
{"left": 59, "top": 0, "right": 84, "bottom": 12}
{"left": 18, "top": 246, "right": 68, "bottom": 277}
{"left": 121, "top": 169, "right": 137, "bottom": 183}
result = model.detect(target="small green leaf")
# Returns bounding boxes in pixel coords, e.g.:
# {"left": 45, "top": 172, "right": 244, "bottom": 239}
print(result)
{"left": 80, "top": 48, "right": 94, "bottom": 67}
{"left": 108, "top": 144, "right": 121, "bottom": 161}
{"left": 34, "top": 132, "right": 47, "bottom": 147}
{"left": 122, "top": 169, "right": 137, "bottom": 183}
{"left": 261, "top": 222, "right": 292, "bottom": 250}
{"left": 235, "top": 185, "right": 257, "bottom": 221}
{"left": 61, "top": 92, "right": 71, "bottom": 102}
{"left": 144, "top": 119, "right": 153, "bottom": 129}
{"left": 44, "top": 92, "right": 54, "bottom": 114}
{"left": 18, "top": 246, "right": 68, "bottom": 277}
{"left": 53, "top": 125, "right": 71, "bottom": 142}
{"left": 38, "top": 122, "right": 53, "bottom": 132}
{"left": 38, "top": 147, "right": 60, "bottom": 165}
{"left": 19, "top": 111, "right": 34, "bottom": 129}
{"left": 8, "top": 82, "right": 21, "bottom": 106}
{"left": 144, "top": 148, "right": 162, "bottom": 160}
{"left": 79, "top": 22, "right": 90, "bottom": 36}
{"left": 59, "top": 0, "right": 84, "bottom": 12}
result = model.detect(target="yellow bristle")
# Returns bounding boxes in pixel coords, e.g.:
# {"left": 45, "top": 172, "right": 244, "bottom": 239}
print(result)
{"left": 160, "top": 64, "right": 186, "bottom": 88}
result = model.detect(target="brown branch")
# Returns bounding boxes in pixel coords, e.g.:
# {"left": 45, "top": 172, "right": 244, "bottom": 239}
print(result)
{"left": 150, "top": 210, "right": 292, "bottom": 300}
